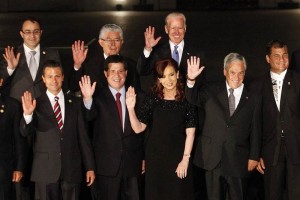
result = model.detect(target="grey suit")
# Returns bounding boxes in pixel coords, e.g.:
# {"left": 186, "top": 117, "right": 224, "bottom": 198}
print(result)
{"left": 0, "top": 45, "right": 60, "bottom": 101}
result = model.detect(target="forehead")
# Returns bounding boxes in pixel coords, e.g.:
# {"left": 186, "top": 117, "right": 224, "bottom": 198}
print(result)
{"left": 44, "top": 67, "right": 63, "bottom": 75}
{"left": 108, "top": 62, "right": 125, "bottom": 70}
{"left": 270, "top": 47, "right": 288, "bottom": 55}
{"left": 102, "top": 31, "right": 121, "bottom": 39}
{"left": 22, "top": 20, "right": 40, "bottom": 30}
{"left": 163, "top": 65, "right": 176, "bottom": 74}
{"left": 227, "top": 61, "right": 245, "bottom": 71}
{"left": 167, "top": 16, "right": 185, "bottom": 26}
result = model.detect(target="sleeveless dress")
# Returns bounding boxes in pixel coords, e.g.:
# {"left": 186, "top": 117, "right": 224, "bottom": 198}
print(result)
{"left": 138, "top": 95, "right": 197, "bottom": 200}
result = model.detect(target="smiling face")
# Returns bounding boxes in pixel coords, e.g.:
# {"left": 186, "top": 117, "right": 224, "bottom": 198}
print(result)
{"left": 42, "top": 67, "right": 64, "bottom": 95}
{"left": 20, "top": 20, "right": 42, "bottom": 50}
{"left": 266, "top": 47, "right": 289, "bottom": 74}
{"left": 165, "top": 16, "right": 186, "bottom": 45}
{"left": 104, "top": 62, "right": 127, "bottom": 91}
{"left": 224, "top": 60, "right": 245, "bottom": 89}
{"left": 159, "top": 65, "right": 179, "bottom": 92}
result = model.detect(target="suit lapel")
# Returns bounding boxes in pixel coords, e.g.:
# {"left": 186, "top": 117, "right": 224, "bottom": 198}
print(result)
{"left": 35, "top": 47, "right": 46, "bottom": 82}
{"left": 232, "top": 87, "right": 249, "bottom": 117}
{"left": 280, "top": 70, "right": 292, "bottom": 111}
{"left": 216, "top": 84, "right": 231, "bottom": 120}
{"left": 17, "top": 46, "right": 33, "bottom": 80}
{"left": 103, "top": 88, "right": 124, "bottom": 136}
{"left": 39, "top": 93, "right": 58, "bottom": 128}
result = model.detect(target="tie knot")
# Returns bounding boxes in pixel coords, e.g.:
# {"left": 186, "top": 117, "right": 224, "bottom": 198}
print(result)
{"left": 174, "top": 45, "right": 178, "bottom": 50}
{"left": 54, "top": 96, "right": 59, "bottom": 102}
{"left": 229, "top": 88, "right": 234, "bottom": 94}
{"left": 116, "top": 92, "right": 121, "bottom": 100}
{"left": 30, "top": 51, "right": 36, "bottom": 56}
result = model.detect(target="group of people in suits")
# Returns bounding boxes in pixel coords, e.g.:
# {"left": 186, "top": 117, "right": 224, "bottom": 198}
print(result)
{"left": 1, "top": 10, "right": 300, "bottom": 200}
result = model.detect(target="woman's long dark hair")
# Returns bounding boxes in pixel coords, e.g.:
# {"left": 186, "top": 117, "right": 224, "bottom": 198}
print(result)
{"left": 151, "top": 58, "right": 184, "bottom": 101}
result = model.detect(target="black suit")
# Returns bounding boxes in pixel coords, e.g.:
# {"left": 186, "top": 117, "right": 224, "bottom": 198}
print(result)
{"left": 186, "top": 82, "right": 261, "bottom": 199}
{"left": 0, "top": 95, "right": 26, "bottom": 200}
{"left": 137, "top": 40, "right": 205, "bottom": 85}
{"left": 67, "top": 48, "right": 140, "bottom": 94}
{"left": 0, "top": 45, "right": 60, "bottom": 101}
{"left": 20, "top": 92, "right": 95, "bottom": 200}
{"left": 84, "top": 86, "right": 144, "bottom": 200}
{"left": 290, "top": 49, "right": 300, "bottom": 73}
{"left": 249, "top": 70, "right": 300, "bottom": 200}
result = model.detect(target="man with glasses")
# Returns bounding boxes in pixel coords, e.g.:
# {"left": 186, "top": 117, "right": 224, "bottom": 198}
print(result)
{"left": 68, "top": 24, "right": 140, "bottom": 94}
{"left": 0, "top": 17, "right": 60, "bottom": 200}
{"left": 0, "top": 17, "right": 60, "bottom": 101}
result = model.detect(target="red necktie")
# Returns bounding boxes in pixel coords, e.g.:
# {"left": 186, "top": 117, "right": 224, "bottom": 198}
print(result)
{"left": 116, "top": 93, "right": 122, "bottom": 128}
{"left": 54, "top": 96, "right": 63, "bottom": 131}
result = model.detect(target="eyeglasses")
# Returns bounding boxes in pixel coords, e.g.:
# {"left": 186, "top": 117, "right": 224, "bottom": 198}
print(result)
{"left": 100, "top": 38, "right": 122, "bottom": 44}
{"left": 21, "top": 29, "right": 41, "bottom": 36}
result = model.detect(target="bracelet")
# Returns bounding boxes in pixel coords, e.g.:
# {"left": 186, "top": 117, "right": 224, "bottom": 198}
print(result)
{"left": 186, "top": 75, "right": 196, "bottom": 81}
{"left": 183, "top": 154, "right": 191, "bottom": 158}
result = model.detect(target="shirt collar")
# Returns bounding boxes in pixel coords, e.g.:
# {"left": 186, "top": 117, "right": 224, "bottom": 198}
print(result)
{"left": 46, "top": 89, "right": 64, "bottom": 101}
{"left": 169, "top": 40, "right": 184, "bottom": 49}
{"left": 225, "top": 81, "right": 244, "bottom": 93}
{"left": 108, "top": 86, "right": 126, "bottom": 98}
{"left": 270, "top": 69, "right": 287, "bottom": 81}
{"left": 23, "top": 44, "right": 40, "bottom": 54}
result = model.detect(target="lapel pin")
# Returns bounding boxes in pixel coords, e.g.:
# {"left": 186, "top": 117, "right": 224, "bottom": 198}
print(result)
{"left": 68, "top": 99, "right": 72, "bottom": 103}
{"left": 245, "top": 96, "right": 248, "bottom": 99}
{"left": 42, "top": 51, "right": 46, "bottom": 55}
{"left": 187, "top": 52, "right": 190, "bottom": 55}
{"left": 288, "top": 82, "right": 290, "bottom": 85}
{"left": 0, "top": 109, "right": 4, "bottom": 113}
{"left": 1, "top": 105, "right": 4, "bottom": 108}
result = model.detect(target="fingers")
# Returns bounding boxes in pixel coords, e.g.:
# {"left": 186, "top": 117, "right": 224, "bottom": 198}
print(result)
{"left": 12, "top": 171, "right": 23, "bottom": 182}
{"left": 0, "top": 78, "right": 3, "bottom": 87}
{"left": 86, "top": 172, "right": 95, "bottom": 187}
{"left": 176, "top": 168, "right": 187, "bottom": 179}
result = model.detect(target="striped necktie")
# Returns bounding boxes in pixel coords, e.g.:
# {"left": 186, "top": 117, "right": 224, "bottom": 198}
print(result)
{"left": 54, "top": 96, "right": 63, "bottom": 131}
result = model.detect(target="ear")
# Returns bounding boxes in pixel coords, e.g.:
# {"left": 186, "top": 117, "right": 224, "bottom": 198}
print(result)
{"left": 165, "top": 25, "right": 168, "bottom": 34}
{"left": 266, "top": 55, "right": 270, "bottom": 64}
{"left": 104, "top": 70, "right": 108, "bottom": 78}
{"left": 158, "top": 78, "right": 162, "bottom": 83}
{"left": 20, "top": 31, "right": 24, "bottom": 39}
{"left": 42, "top": 75, "right": 45, "bottom": 83}
{"left": 99, "top": 39, "right": 104, "bottom": 48}
{"left": 223, "top": 69, "right": 227, "bottom": 77}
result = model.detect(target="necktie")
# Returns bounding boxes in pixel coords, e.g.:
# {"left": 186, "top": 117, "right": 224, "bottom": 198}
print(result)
{"left": 172, "top": 45, "right": 179, "bottom": 64}
{"left": 228, "top": 88, "right": 235, "bottom": 116}
{"left": 272, "top": 78, "right": 278, "bottom": 104}
{"left": 116, "top": 93, "right": 122, "bottom": 128}
{"left": 54, "top": 96, "right": 63, "bottom": 131}
{"left": 29, "top": 51, "right": 38, "bottom": 80}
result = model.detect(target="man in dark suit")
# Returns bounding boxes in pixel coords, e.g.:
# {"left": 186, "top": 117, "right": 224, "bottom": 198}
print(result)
{"left": 0, "top": 17, "right": 60, "bottom": 102}
{"left": 289, "top": 49, "right": 300, "bottom": 73}
{"left": 251, "top": 40, "right": 300, "bottom": 200}
{"left": 20, "top": 60, "right": 95, "bottom": 200}
{"left": 79, "top": 55, "right": 144, "bottom": 200}
{"left": 0, "top": 17, "right": 61, "bottom": 200}
{"left": 67, "top": 24, "right": 140, "bottom": 95}
{"left": 186, "top": 54, "right": 261, "bottom": 200}
{"left": 0, "top": 78, "right": 26, "bottom": 200}
{"left": 136, "top": 12, "right": 205, "bottom": 86}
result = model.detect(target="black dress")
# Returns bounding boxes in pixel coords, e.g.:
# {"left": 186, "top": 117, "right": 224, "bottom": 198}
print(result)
{"left": 138, "top": 95, "right": 197, "bottom": 200}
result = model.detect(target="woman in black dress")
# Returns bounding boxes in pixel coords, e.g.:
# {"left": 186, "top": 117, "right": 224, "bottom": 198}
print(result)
{"left": 126, "top": 58, "right": 197, "bottom": 200}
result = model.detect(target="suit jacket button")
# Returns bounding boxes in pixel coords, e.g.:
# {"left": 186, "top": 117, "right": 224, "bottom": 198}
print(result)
{"left": 227, "top": 125, "right": 230, "bottom": 128}
{"left": 61, "top": 138, "right": 63, "bottom": 141}
{"left": 59, "top": 153, "right": 61, "bottom": 156}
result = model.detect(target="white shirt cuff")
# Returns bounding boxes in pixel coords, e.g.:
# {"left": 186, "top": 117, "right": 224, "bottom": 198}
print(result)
{"left": 83, "top": 98, "right": 93, "bottom": 110}
{"left": 23, "top": 113, "right": 33, "bottom": 124}
{"left": 143, "top": 48, "right": 151, "bottom": 58}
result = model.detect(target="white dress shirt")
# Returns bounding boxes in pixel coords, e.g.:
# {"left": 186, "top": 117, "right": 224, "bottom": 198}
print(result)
{"left": 226, "top": 82, "right": 244, "bottom": 109}
{"left": 270, "top": 69, "right": 287, "bottom": 111}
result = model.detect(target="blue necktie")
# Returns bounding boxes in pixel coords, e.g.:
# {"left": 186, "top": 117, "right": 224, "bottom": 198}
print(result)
{"left": 172, "top": 45, "right": 179, "bottom": 64}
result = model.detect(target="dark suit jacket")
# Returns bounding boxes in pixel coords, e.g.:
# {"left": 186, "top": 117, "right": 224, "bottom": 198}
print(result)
{"left": 0, "top": 45, "right": 60, "bottom": 101}
{"left": 249, "top": 70, "right": 300, "bottom": 166}
{"left": 84, "top": 87, "right": 144, "bottom": 177}
{"left": 0, "top": 95, "right": 26, "bottom": 184}
{"left": 20, "top": 92, "right": 95, "bottom": 184}
{"left": 186, "top": 82, "right": 261, "bottom": 178}
{"left": 290, "top": 49, "right": 300, "bottom": 73}
{"left": 67, "top": 47, "right": 141, "bottom": 93}
{"left": 136, "top": 40, "right": 205, "bottom": 84}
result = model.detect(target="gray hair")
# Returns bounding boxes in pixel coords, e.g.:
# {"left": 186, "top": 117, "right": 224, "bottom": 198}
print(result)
{"left": 223, "top": 53, "right": 247, "bottom": 70}
{"left": 99, "top": 24, "right": 123, "bottom": 39}
{"left": 165, "top": 12, "right": 186, "bottom": 28}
